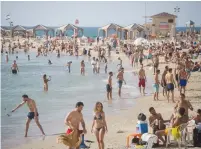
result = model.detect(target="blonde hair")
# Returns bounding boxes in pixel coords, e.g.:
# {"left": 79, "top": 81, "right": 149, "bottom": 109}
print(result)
{"left": 94, "top": 102, "right": 103, "bottom": 113}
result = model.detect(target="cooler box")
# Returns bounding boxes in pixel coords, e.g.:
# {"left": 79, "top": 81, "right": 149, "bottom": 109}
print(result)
{"left": 136, "top": 121, "right": 148, "bottom": 134}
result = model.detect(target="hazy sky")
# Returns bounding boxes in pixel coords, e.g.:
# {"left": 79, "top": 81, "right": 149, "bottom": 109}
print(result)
{"left": 1, "top": 1, "right": 201, "bottom": 27}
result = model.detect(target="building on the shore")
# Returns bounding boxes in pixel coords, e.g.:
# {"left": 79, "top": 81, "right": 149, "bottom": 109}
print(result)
{"left": 122, "top": 24, "right": 145, "bottom": 40}
{"left": 33, "top": 25, "right": 54, "bottom": 38}
{"left": 150, "top": 12, "right": 177, "bottom": 36}
{"left": 185, "top": 20, "right": 195, "bottom": 33}
{"left": 11, "top": 25, "right": 27, "bottom": 37}
{"left": 56, "top": 24, "right": 83, "bottom": 37}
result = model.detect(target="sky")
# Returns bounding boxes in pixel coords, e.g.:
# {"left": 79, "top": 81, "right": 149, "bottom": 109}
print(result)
{"left": 1, "top": 1, "right": 201, "bottom": 27}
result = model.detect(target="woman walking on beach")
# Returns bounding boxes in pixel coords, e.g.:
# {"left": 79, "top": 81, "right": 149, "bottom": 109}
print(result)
{"left": 80, "top": 60, "right": 85, "bottom": 75}
{"left": 43, "top": 74, "right": 51, "bottom": 91}
{"left": 91, "top": 102, "right": 108, "bottom": 149}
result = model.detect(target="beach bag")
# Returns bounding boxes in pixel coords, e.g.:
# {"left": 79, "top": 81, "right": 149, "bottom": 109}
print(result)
{"left": 193, "top": 127, "right": 201, "bottom": 147}
{"left": 138, "top": 113, "right": 146, "bottom": 121}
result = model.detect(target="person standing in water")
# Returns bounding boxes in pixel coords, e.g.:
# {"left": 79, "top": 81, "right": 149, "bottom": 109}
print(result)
{"left": 138, "top": 64, "right": 146, "bottom": 96}
{"left": 11, "top": 94, "right": 45, "bottom": 137}
{"left": 43, "top": 74, "right": 51, "bottom": 91}
{"left": 104, "top": 59, "right": 108, "bottom": 74}
{"left": 116, "top": 67, "right": 126, "bottom": 98}
{"left": 11, "top": 60, "right": 19, "bottom": 74}
{"left": 91, "top": 102, "right": 108, "bottom": 149}
{"left": 28, "top": 55, "right": 30, "bottom": 61}
{"left": 165, "top": 68, "right": 176, "bottom": 103}
{"left": 153, "top": 70, "right": 160, "bottom": 101}
{"left": 66, "top": 61, "right": 72, "bottom": 73}
{"left": 5, "top": 51, "right": 9, "bottom": 62}
{"left": 64, "top": 102, "right": 87, "bottom": 149}
{"left": 80, "top": 60, "right": 85, "bottom": 75}
{"left": 106, "top": 72, "right": 113, "bottom": 100}
{"left": 96, "top": 58, "right": 100, "bottom": 74}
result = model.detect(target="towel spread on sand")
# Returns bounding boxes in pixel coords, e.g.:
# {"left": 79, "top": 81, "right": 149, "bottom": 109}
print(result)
{"left": 57, "top": 130, "right": 82, "bottom": 148}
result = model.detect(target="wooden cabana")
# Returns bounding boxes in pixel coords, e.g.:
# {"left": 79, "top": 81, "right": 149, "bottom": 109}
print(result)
{"left": 33, "top": 24, "right": 54, "bottom": 37}
{"left": 57, "top": 24, "right": 83, "bottom": 37}
{"left": 98, "top": 23, "right": 123, "bottom": 39}
{"left": 11, "top": 25, "right": 27, "bottom": 37}
{"left": 186, "top": 20, "right": 195, "bottom": 33}
{"left": 123, "top": 24, "right": 145, "bottom": 40}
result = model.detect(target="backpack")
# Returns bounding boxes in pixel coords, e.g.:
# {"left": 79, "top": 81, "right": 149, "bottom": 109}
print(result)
{"left": 193, "top": 128, "right": 201, "bottom": 147}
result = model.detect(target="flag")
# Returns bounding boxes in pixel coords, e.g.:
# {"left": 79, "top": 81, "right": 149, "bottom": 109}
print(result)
{"left": 159, "top": 22, "right": 169, "bottom": 29}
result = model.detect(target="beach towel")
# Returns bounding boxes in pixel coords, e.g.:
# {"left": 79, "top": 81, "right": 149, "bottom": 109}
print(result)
{"left": 57, "top": 129, "right": 82, "bottom": 148}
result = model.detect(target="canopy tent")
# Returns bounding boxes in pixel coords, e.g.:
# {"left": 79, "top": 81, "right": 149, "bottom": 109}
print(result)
{"left": 33, "top": 24, "right": 54, "bottom": 37}
{"left": 185, "top": 20, "right": 195, "bottom": 33}
{"left": 122, "top": 23, "right": 145, "bottom": 39}
{"left": 11, "top": 25, "right": 27, "bottom": 37}
{"left": 57, "top": 24, "right": 83, "bottom": 37}
{"left": 98, "top": 23, "right": 123, "bottom": 39}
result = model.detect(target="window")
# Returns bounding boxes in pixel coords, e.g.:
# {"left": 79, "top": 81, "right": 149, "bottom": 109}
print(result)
{"left": 168, "top": 19, "right": 174, "bottom": 23}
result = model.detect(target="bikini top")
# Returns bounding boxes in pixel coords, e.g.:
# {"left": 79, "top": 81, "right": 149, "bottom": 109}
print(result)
{"left": 94, "top": 113, "right": 103, "bottom": 120}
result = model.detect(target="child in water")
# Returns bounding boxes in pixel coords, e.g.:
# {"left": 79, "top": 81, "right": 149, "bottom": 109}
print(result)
{"left": 43, "top": 74, "right": 51, "bottom": 91}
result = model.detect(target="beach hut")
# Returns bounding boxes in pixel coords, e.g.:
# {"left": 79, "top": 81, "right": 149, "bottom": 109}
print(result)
{"left": 57, "top": 24, "right": 83, "bottom": 37}
{"left": 123, "top": 24, "right": 145, "bottom": 40}
{"left": 11, "top": 25, "right": 27, "bottom": 37}
{"left": 185, "top": 20, "right": 195, "bottom": 33}
{"left": 33, "top": 24, "right": 54, "bottom": 38}
{"left": 98, "top": 23, "right": 123, "bottom": 39}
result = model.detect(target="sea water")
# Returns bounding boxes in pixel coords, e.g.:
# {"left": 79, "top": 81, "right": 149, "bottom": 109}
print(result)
{"left": 1, "top": 51, "right": 154, "bottom": 149}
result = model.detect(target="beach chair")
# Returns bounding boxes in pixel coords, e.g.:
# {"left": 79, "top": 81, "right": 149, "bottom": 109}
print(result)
{"left": 166, "top": 123, "right": 189, "bottom": 149}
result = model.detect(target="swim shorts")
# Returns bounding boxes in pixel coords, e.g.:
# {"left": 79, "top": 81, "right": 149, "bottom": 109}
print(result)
{"left": 12, "top": 69, "right": 17, "bottom": 74}
{"left": 180, "top": 79, "right": 187, "bottom": 87}
{"left": 153, "top": 84, "right": 159, "bottom": 92}
{"left": 139, "top": 58, "right": 143, "bottom": 63}
{"left": 27, "top": 112, "right": 39, "bottom": 119}
{"left": 106, "top": 84, "right": 112, "bottom": 92}
{"left": 147, "top": 54, "right": 152, "bottom": 59}
{"left": 139, "top": 79, "right": 145, "bottom": 88}
{"left": 118, "top": 80, "right": 123, "bottom": 88}
{"left": 166, "top": 83, "right": 174, "bottom": 91}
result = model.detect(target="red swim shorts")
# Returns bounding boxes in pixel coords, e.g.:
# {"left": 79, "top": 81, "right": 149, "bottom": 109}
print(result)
{"left": 139, "top": 79, "right": 145, "bottom": 87}
{"left": 66, "top": 128, "right": 73, "bottom": 135}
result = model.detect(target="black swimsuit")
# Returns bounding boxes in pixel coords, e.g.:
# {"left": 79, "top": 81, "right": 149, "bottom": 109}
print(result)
{"left": 94, "top": 114, "right": 104, "bottom": 131}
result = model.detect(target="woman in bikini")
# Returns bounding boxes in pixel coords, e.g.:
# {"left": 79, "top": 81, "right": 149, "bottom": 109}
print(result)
{"left": 43, "top": 74, "right": 51, "bottom": 91}
{"left": 80, "top": 60, "right": 85, "bottom": 75}
{"left": 91, "top": 102, "right": 108, "bottom": 149}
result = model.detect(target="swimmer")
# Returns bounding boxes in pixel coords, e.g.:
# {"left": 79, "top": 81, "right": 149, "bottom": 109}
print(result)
{"left": 11, "top": 60, "right": 19, "bottom": 74}
{"left": 80, "top": 60, "right": 85, "bottom": 75}
{"left": 43, "top": 74, "right": 51, "bottom": 91}
{"left": 116, "top": 67, "right": 126, "bottom": 97}
{"left": 48, "top": 60, "right": 52, "bottom": 65}
{"left": 11, "top": 94, "right": 45, "bottom": 137}
{"left": 66, "top": 61, "right": 72, "bottom": 73}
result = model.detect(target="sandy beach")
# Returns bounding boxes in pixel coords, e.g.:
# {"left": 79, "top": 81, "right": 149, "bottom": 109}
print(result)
{"left": 7, "top": 49, "right": 201, "bottom": 149}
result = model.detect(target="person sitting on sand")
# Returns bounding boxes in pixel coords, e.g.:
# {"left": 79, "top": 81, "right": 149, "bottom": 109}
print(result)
{"left": 64, "top": 102, "right": 87, "bottom": 149}
{"left": 155, "top": 107, "right": 187, "bottom": 146}
{"left": 91, "top": 102, "right": 108, "bottom": 149}
{"left": 149, "top": 107, "right": 167, "bottom": 134}
{"left": 116, "top": 67, "right": 126, "bottom": 97}
{"left": 153, "top": 70, "right": 160, "bottom": 101}
{"left": 11, "top": 94, "right": 45, "bottom": 137}
{"left": 165, "top": 68, "right": 176, "bottom": 103}
{"left": 178, "top": 67, "right": 188, "bottom": 94}
{"left": 80, "top": 60, "right": 85, "bottom": 75}
{"left": 43, "top": 74, "right": 51, "bottom": 91}
{"left": 194, "top": 109, "right": 201, "bottom": 124}
{"left": 11, "top": 60, "right": 19, "bottom": 74}
{"left": 138, "top": 64, "right": 146, "bottom": 96}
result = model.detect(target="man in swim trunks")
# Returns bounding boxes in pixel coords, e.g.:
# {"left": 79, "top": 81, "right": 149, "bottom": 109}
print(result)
{"left": 165, "top": 68, "right": 176, "bottom": 103}
{"left": 153, "top": 69, "right": 160, "bottom": 101}
{"left": 65, "top": 102, "right": 87, "bottom": 149}
{"left": 11, "top": 60, "right": 19, "bottom": 74}
{"left": 116, "top": 67, "right": 126, "bottom": 97}
{"left": 138, "top": 64, "right": 146, "bottom": 96}
{"left": 153, "top": 54, "right": 159, "bottom": 75}
{"left": 11, "top": 94, "right": 45, "bottom": 137}
{"left": 185, "top": 58, "right": 192, "bottom": 80}
{"left": 161, "top": 66, "right": 168, "bottom": 96}
{"left": 106, "top": 72, "right": 113, "bottom": 100}
{"left": 178, "top": 67, "right": 188, "bottom": 94}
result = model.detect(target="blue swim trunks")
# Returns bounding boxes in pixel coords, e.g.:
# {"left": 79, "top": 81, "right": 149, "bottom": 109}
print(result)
{"left": 118, "top": 80, "right": 123, "bottom": 88}
{"left": 153, "top": 84, "right": 159, "bottom": 92}
{"left": 180, "top": 79, "right": 187, "bottom": 87}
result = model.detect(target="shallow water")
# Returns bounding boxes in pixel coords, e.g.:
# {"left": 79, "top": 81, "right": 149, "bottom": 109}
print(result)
{"left": 1, "top": 51, "right": 154, "bottom": 149}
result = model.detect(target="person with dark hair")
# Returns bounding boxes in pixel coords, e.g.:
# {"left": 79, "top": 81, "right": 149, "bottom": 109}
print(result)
{"left": 155, "top": 107, "right": 187, "bottom": 146}
{"left": 116, "top": 67, "right": 126, "bottom": 97}
{"left": 11, "top": 60, "right": 19, "bottom": 74}
{"left": 153, "top": 69, "right": 160, "bottom": 101}
{"left": 178, "top": 67, "right": 188, "bottom": 94}
{"left": 43, "top": 74, "right": 51, "bottom": 91}
{"left": 194, "top": 109, "right": 201, "bottom": 124}
{"left": 161, "top": 66, "right": 168, "bottom": 96}
{"left": 165, "top": 68, "right": 176, "bottom": 103}
{"left": 106, "top": 72, "right": 113, "bottom": 100}
{"left": 11, "top": 94, "right": 45, "bottom": 137}
{"left": 138, "top": 64, "right": 146, "bottom": 96}
{"left": 64, "top": 102, "right": 87, "bottom": 149}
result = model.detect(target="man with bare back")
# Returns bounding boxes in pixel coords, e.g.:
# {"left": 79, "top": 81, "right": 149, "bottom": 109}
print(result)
{"left": 65, "top": 102, "right": 87, "bottom": 149}
{"left": 11, "top": 94, "right": 45, "bottom": 137}
{"left": 11, "top": 60, "right": 19, "bottom": 74}
{"left": 116, "top": 67, "right": 126, "bottom": 97}
{"left": 138, "top": 64, "right": 146, "bottom": 95}
{"left": 179, "top": 67, "right": 188, "bottom": 94}
{"left": 165, "top": 68, "right": 176, "bottom": 103}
